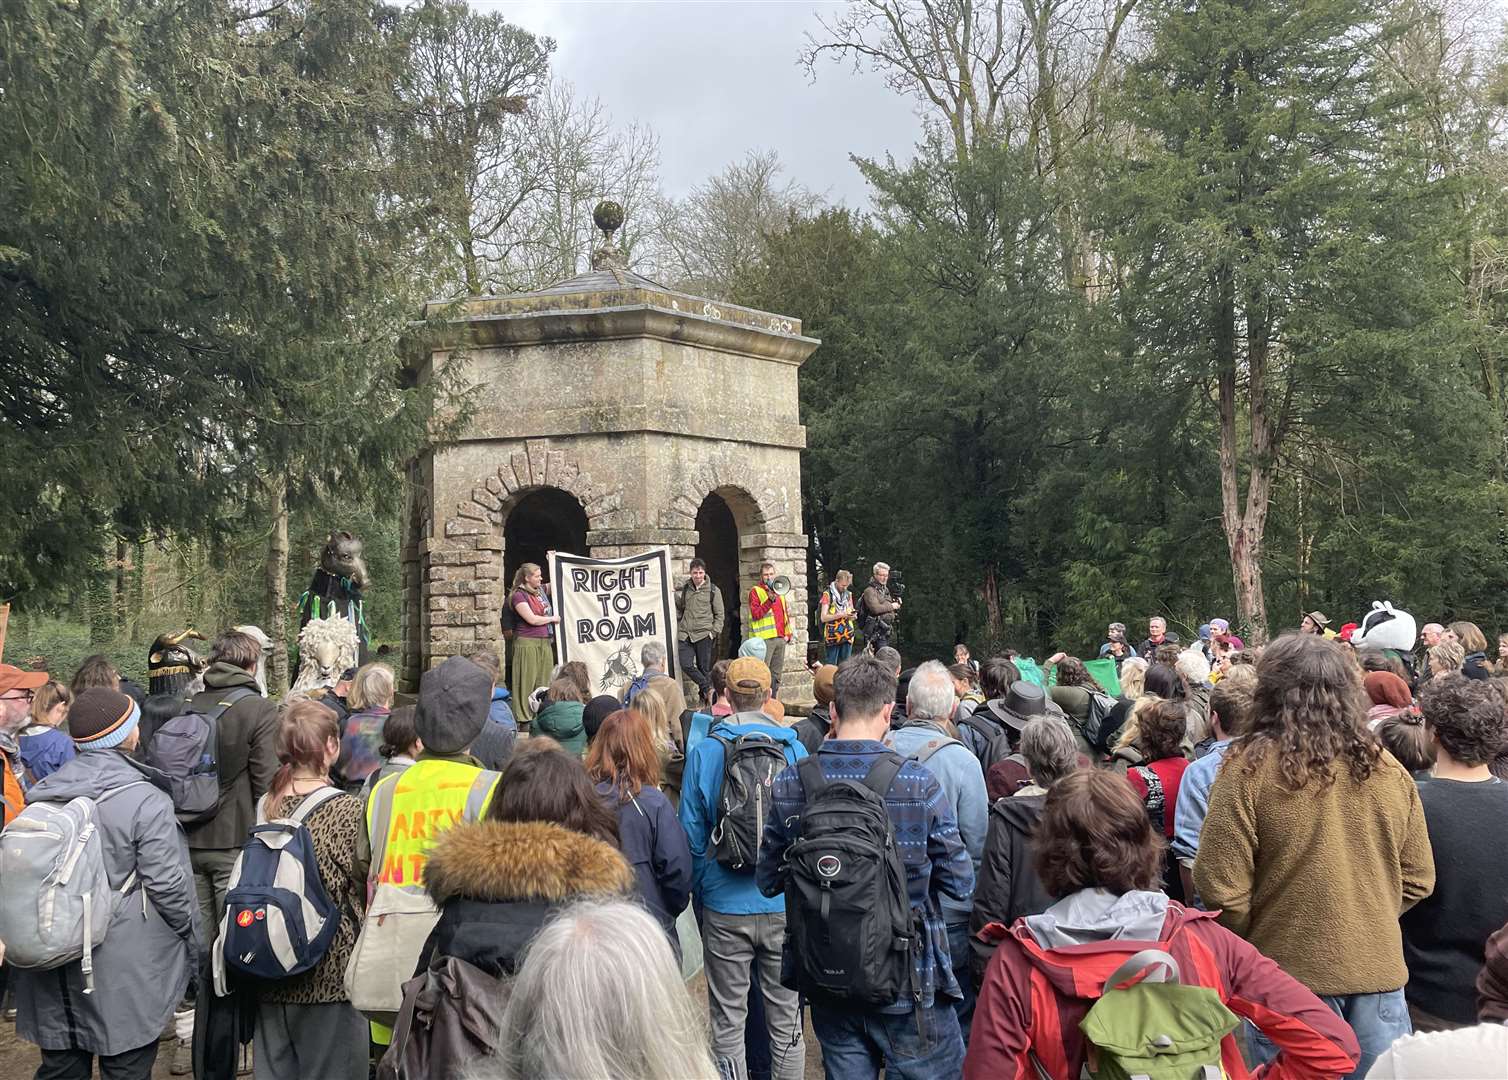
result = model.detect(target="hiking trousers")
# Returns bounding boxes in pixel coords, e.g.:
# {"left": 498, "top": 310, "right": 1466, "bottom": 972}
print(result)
{"left": 702, "top": 909, "right": 805, "bottom": 1080}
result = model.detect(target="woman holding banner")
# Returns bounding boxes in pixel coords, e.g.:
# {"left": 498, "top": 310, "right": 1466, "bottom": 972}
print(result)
{"left": 510, "top": 562, "right": 561, "bottom": 726}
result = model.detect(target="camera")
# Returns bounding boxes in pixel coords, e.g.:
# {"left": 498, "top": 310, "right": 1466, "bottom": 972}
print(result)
{"left": 886, "top": 572, "right": 906, "bottom": 599}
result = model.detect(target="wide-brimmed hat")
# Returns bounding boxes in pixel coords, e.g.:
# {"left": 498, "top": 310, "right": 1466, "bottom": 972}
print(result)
{"left": 1305, "top": 611, "right": 1331, "bottom": 629}
{"left": 994, "top": 680, "right": 1048, "bottom": 731}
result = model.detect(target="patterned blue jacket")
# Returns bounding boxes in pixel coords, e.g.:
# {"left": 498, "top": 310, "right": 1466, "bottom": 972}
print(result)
{"left": 756, "top": 738, "right": 975, "bottom": 1012}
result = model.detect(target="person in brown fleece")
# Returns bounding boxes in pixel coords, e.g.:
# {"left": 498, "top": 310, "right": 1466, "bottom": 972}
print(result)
{"left": 1194, "top": 634, "right": 1434, "bottom": 1080}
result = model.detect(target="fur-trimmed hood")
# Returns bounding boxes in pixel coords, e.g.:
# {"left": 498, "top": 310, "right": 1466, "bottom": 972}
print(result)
{"left": 424, "top": 819, "right": 634, "bottom": 906}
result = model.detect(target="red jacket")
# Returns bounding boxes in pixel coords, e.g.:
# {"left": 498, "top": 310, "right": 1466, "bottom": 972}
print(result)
{"left": 748, "top": 583, "right": 789, "bottom": 638}
{"left": 966, "top": 902, "right": 1359, "bottom": 1080}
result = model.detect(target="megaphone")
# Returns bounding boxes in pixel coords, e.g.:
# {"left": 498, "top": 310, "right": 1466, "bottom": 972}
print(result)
{"left": 771, "top": 575, "right": 793, "bottom": 596}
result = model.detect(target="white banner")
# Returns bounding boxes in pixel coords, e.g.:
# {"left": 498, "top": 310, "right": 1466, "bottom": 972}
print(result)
{"left": 549, "top": 547, "right": 680, "bottom": 698}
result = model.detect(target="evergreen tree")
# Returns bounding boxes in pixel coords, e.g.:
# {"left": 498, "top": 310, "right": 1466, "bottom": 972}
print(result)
{"left": 1102, "top": 0, "right": 1474, "bottom": 642}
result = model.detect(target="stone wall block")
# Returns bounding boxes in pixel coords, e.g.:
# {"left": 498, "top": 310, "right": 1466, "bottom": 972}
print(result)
{"left": 526, "top": 439, "right": 547, "bottom": 486}
{"left": 543, "top": 450, "right": 566, "bottom": 489}
{"left": 471, "top": 487, "right": 501, "bottom": 513}
{"left": 485, "top": 475, "right": 503, "bottom": 497}
{"left": 509, "top": 452, "right": 530, "bottom": 492}
{"left": 446, "top": 517, "right": 483, "bottom": 536}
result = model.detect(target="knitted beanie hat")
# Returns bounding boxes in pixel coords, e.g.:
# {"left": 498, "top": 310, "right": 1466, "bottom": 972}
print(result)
{"left": 70, "top": 688, "right": 141, "bottom": 752}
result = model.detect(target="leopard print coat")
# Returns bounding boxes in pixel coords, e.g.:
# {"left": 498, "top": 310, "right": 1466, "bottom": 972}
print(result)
{"left": 259, "top": 789, "right": 368, "bottom": 1004}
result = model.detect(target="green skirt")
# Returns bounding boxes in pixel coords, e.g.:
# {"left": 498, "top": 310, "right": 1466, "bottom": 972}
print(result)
{"left": 511, "top": 636, "right": 555, "bottom": 722}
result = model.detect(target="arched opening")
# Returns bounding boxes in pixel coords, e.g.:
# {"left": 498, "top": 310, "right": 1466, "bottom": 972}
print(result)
{"left": 695, "top": 491, "right": 744, "bottom": 660}
{"left": 504, "top": 487, "right": 589, "bottom": 594}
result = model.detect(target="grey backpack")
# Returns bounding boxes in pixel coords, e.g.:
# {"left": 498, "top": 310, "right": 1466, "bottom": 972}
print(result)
{"left": 0, "top": 782, "right": 148, "bottom": 991}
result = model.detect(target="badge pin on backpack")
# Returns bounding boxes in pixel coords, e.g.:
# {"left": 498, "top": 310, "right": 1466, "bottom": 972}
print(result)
{"left": 213, "top": 787, "right": 344, "bottom": 995}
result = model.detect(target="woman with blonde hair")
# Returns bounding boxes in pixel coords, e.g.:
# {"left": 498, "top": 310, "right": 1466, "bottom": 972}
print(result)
{"left": 1450, "top": 621, "right": 1491, "bottom": 680}
{"left": 18, "top": 680, "right": 75, "bottom": 784}
{"left": 509, "top": 562, "right": 561, "bottom": 724}
{"left": 334, "top": 661, "right": 394, "bottom": 791}
{"left": 635, "top": 675, "right": 690, "bottom": 805}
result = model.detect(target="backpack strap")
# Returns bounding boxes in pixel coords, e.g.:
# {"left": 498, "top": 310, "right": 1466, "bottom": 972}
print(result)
{"left": 960, "top": 712, "right": 1001, "bottom": 748}
{"left": 1103, "top": 948, "right": 1182, "bottom": 992}
{"left": 203, "top": 686, "right": 258, "bottom": 721}
{"left": 860, "top": 753, "right": 905, "bottom": 800}
{"left": 463, "top": 769, "right": 499, "bottom": 822}
{"left": 286, "top": 785, "right": 344, "bottom": 826}
{"left": 796, "top": 755, "right": 828, "bottom": 801}
{"left": 365, "top": 771, "right": 400, "bottom": 889}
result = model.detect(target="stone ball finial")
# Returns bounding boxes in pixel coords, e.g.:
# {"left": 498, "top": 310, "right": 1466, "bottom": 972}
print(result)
{"left": 593, "top": 200, "right": 624, "bottom": 242}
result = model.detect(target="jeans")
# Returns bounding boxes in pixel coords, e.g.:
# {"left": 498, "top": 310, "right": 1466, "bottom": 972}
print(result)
{"left": 680, "top": 637, "right": 716, "bottom": 699}
{"left": 945, "top": 921, "right": 976, "bottom": 1047}
{"left": 702, "top": 909, "right": 805, "bottom": 1080}
{"left": 810, "top": 999, "right": 964, "bottom": 1080}
{"left": 36, "top": 1043, "right": 158, "bottom": 1080}
{"left": 824, "top": 642, "right": 853, "bottom": 666}
{"left": 1248, "top": 988, "right": 1409, "bottom": 1080}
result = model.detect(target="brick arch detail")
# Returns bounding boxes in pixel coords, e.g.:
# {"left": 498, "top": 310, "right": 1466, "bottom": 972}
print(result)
{"left": 452, "top": 438, "right": 632, "bottom": 533}
{"left": 659, "top": 463, "right": 791, "bottom": 533}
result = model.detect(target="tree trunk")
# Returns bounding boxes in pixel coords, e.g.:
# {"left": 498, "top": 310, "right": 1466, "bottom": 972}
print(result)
{"left": 113, "top": 537, "right": 128, "bottom": 636}
{"left": 265, "top": 475, "right": 290, "bottom": 697}
{"left": 1214, "top": 266, "right": 1273, "bottom": 646}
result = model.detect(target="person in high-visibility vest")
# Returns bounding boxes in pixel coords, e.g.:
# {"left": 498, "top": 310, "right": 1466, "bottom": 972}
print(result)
{"left": 351, "top": 655, "right": 502, "bottom": 1049}
{"left": 747, "top": 561, "right": 791, "bottom": 694}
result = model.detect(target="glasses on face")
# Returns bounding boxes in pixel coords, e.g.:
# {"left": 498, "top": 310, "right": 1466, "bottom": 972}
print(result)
{"left": 0, "top": 690, "right": 34, "bottom": 703}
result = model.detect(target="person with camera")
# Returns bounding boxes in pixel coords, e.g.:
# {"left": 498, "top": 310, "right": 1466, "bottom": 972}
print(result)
{"left": 860, "top": 562, "right": 903, "bottom": 654}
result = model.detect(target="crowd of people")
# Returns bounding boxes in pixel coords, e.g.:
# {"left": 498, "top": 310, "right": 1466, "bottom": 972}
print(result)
{"left": 0, "top": 592, "right": 1506, "bottom": 1080}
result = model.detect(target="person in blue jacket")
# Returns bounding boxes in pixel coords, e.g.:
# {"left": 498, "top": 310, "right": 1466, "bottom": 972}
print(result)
{"left": 680, "top": 657, "right": 807, "bottom": 1080}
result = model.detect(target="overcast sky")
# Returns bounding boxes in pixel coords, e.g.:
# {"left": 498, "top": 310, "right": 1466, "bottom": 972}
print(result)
{"left": 475, "top": 1, "right": 925, "bottom": 205}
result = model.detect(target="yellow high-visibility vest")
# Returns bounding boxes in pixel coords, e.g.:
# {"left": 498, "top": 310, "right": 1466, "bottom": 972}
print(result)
{"left": 365, "top": 758, "right": 499, "bottom": 891}
{"left": 749, "top": 585, "right": 779, "bottom": 639}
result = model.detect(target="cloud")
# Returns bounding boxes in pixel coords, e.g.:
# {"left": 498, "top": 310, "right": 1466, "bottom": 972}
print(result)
{"left": 480, "top": 0, "right": 922, "bottom": 204}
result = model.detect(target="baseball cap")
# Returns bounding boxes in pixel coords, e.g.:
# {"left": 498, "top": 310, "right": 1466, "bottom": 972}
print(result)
{"left": 812, "top": 664, "right": 837, "bottom": 707}
{"left": 0, "top": 664, "right": 48, "bottom": 696}
{"left": 728, "top": 657, "right": 772, "bottom": 696}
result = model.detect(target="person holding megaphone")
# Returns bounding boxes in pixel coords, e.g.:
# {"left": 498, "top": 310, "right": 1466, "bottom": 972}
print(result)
{"left": 748, "top": 562, "right": 792, "bottom": 694}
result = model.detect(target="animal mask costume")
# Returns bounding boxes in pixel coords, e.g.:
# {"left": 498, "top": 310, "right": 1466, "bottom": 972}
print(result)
{"left": 147, "top": 629, "right": 206, "bottom": 697}
{"left": 296, "top": 531, "right": 371, "bottom": 666}
{"left": 1351, "top": 601, "right": 1417, "bottom": 654}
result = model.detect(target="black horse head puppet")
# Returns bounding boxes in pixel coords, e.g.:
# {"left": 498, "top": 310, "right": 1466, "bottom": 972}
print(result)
{"left": 298, "top": 531, "right": 372, "bottom": 665}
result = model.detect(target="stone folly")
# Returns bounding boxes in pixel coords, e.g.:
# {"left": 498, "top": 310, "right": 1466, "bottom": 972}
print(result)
{"left": 400, "top": 249, "right": 819, "bottom": 705}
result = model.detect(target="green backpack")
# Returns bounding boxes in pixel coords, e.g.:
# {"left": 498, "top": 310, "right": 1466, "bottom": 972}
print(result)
{"left": 1078, "top": 950, "right": 1239, "bottom": 1080}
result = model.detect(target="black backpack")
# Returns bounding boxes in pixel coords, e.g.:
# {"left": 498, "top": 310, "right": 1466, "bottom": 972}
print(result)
{"left": 145, "top": 687, "right": 256, "bottom": 824}
{"left": 960, "top": 710, "right": 1015, "bottom": 768}
{"left": 710, "top": 730, "right": 790, "bottom": 871}
{"left": 781, "top": 754, "right": 915, "bottom": 1005}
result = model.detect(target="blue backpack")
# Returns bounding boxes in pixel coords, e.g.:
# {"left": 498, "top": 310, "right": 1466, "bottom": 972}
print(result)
{"left": 214, "top": 786, "right": 344, "bottom": 987}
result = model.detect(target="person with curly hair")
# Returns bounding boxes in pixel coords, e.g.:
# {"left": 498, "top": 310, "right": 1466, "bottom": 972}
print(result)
{"left": 1193, "top": 634, "right": 1435, "bottom": 1079}
{"left": 965, "top": 770, "right": 1359, "bottom": 1080}
{"left": 1400, "top": 674, "right": 1508, "bottom": 1032}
